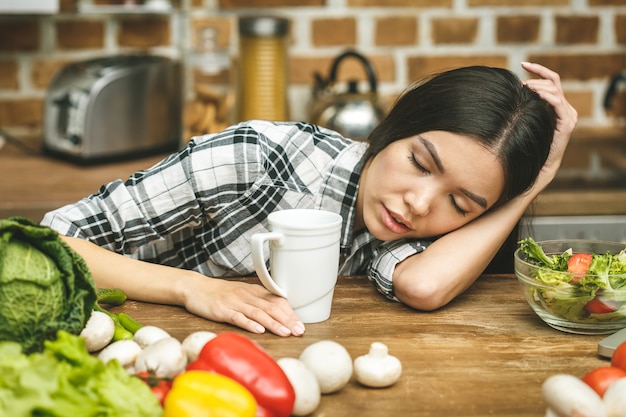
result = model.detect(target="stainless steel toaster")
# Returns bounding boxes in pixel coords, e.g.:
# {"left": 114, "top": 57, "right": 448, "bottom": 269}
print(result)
{"left": 43, "top": 54, "right": 182, "bottom": 163}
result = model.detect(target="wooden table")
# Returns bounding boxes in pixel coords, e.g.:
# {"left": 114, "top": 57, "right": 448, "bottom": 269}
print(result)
{"left": 109, "top": 274, "right": 610, "bottom": 417}
{"left": 0, "top": 135, "right": 168, "bottom": 222}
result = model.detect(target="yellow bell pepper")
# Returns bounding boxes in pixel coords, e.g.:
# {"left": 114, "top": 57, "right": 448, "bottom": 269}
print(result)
{"left": 163, "top": 370, "right": 256, "bottom": 417}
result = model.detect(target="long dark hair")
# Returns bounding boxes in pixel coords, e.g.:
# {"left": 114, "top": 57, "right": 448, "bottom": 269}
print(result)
{"left": 365, "top": 66, "right": 556, "bottom": 208}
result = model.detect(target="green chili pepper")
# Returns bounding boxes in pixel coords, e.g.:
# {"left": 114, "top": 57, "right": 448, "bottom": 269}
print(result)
{"left": 118, "top": 312, "right": 143, "bottom": 334}
{"left": 94, "top": 288, "right": 143, "bottom": 340}
{"left": 96, "top": 288, "right": 127, "bottom": 306}
{"left": 94, "top": 304, "right": 134, "bottom": 341}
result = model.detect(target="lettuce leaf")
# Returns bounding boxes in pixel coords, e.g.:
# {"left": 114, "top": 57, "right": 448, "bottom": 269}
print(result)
{"left": 518, "top": 238, "right": 626, "bottom": 323}
{"left": 0, "top": 331, "right": 162, "bottom": 417}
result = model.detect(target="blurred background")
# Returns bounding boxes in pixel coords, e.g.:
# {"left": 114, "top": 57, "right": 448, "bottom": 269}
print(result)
{"left": 1, "top": 0, "right": 625, "bottom": 132}
{"left": 0, "top": 0, "right": 625, "bottom": 245}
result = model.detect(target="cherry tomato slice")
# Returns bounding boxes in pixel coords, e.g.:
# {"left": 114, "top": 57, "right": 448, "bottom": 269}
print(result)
{"left": 567, "top": 253, "right": 593, "bottom": 281}
{"left": 585, "top": 297, "right": 619, "bottom": 314}
{"left": 582, "top": 366, "right": 626, "bottom": 397}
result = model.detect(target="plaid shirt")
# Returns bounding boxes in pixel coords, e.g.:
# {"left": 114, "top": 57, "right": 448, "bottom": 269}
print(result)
{"left": 41, "top": 120, "right": 430, "bottom": 300}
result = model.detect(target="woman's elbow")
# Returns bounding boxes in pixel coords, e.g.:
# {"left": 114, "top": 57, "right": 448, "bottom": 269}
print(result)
{"left": 393, "top": 276, "right": 452, "bottom": 312}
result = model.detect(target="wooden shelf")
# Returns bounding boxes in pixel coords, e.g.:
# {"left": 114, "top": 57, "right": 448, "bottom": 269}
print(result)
{"left": 78, "top": 1, "right": 171, "bottom": 15}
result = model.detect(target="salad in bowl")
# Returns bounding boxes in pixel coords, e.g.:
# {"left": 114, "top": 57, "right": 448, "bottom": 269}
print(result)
{"left": 514, "top": 238, "right": 626, "bottom": 334}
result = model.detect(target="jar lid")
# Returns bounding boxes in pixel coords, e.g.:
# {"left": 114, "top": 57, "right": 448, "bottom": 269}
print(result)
{"left": 239, "top": 16, "right": 289, "bottom": 37}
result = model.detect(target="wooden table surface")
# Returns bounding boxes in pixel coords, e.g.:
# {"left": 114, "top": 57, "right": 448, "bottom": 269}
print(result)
{"left": 0, "top": 137, "right": 168, "bottom": 222}
{"left": 109, "top": 274, "right": 610, "bottom": 417}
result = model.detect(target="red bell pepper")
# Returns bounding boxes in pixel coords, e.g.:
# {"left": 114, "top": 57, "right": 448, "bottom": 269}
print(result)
{"left": 187, "top": 332, "right": 295, "bottom": 417}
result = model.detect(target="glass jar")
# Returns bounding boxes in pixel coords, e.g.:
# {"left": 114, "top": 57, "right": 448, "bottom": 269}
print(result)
{"left": 237, "top": 16, "right": 289, "bottom": 122}
{"left": 185, "top": 25, "right": 234, "bottom": 140}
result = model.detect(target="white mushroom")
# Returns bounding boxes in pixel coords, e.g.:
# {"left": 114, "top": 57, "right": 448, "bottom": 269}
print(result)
{"left": 134, "top": 337, "right": 187, "bottom": 378}
{"left": 133, "top": 325, "right": 171, "bottom": 349}
{"left": 545, "top": 408, "right": 560, "bottom": 417}
{"left": 603, "top": 377, "right": 626, "bottom": 417}
{"left": 299, "top": 340, "right": 353, "bottom": 394}
{"left": 80, "top": 310, "right": 115, "bottom": 352}
{"left": 542, "top": 374, "right": 608, "bottom": 417}
{"left": 353, "top": 342, "right": 402, "bottom": 388}
{"left": 181, "top": 331, "right": 216, "bottom": 362}
{"left": 277, "top": 357, "right": 321, "bottom": 416}
{"left": 98, "top": 339, "right": 143, "bottom": 373}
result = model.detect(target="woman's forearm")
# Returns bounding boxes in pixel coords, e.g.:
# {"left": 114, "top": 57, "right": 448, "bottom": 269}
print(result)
{"left": 59, "top": 235, "right": 306, "bottom": 337}
{"left": 59, "top": 235, "right": 194, "bottom": 306}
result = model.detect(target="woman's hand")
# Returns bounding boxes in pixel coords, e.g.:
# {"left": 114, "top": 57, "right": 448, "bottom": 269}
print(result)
{"left": 521, "top": 62, "right": 578, "bottom": 189}
{"left": 58, "top": 235, "right": 305, "bottom": 338}
{"left": 180, "top": 274, "right": 306, "bottom": 337}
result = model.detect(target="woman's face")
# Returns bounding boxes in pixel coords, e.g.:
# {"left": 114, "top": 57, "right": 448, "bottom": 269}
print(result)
{"left": 357, "top": 130, "right": 505, "bottom": 240}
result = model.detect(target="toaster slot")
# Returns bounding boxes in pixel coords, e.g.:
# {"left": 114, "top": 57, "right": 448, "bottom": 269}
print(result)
{"left": 50, "top": 89, "right": 89, "bottom": 147}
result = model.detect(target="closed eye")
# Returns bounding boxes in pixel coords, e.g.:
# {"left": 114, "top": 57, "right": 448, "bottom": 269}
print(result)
{"left": 448, "top": 195, "right": 468, "bottom": 216}
{"left": 408, "top": 154, "right": 430, "bottom": 174}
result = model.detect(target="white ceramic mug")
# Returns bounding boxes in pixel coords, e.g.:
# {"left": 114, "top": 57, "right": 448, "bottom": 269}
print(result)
{"left": 250, "top": 209, "right": 342, "bottom": 323}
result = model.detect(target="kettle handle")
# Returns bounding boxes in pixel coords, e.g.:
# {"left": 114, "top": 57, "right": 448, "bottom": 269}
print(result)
{"left": 328, "top": 49, "right": 378, "bottom": 94}
{"left": 604, "top": 72, "right": 626, "bottom": 110}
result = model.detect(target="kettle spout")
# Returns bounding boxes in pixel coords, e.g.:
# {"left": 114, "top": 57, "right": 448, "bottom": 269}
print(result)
{"left": 604, "top": 72, "right": 626, "bottom": 110}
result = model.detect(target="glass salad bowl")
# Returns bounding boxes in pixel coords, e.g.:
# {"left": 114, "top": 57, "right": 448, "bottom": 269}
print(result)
{"left": 514, "top": 239, "right": 626, "bottom": 335}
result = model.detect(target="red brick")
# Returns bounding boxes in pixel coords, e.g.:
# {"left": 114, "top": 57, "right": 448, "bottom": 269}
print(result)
{"left": 0, "top": 60, "right": 18, "bottom": 90}
{"left": 59, "top": 0, "right": 77, "bottom": 12}
{"left": 348, "top": 0, "right": 452, "bottom": 6}
{"left": 31, "top": 58, "right": 75, "bottom": 89}
{"left": 290, "top": 54, "right": 395, "bottom": 86}
{"left": 375, "top": 17, "right": 418, "bottom": 46}
{"left": 565, "top": 90, "right": 594, "bottom": 118}
{"left": 527, "top": 53, "right": 626, "bottom": 81}
{"left": 616, "top": 15, "right": 626, "bottom": 44}
{"left": 496, "top": 16, "right": 540, "bottom": 44}
{"left": 555, "top": 16, "right": 599, "bottom": 44}
{"left": 407, "top": 55, "right": 509, "bottom": 81}
{"left": 0, "top": 99, "right": 43, "bottom": 128}
{"left": 56, "top": 20, "right": 105, "bottom": 50}
{"left": 0, "top": 19, "right": 40, "bottom": 53}
{"left": 118, "top": 17, "right": 171, "bottom": 48}
{"left": 431, "top": 17, "right": 479, "bottom": 44}
{"left": 312, "top": 18, "right": 356, "bottom": 47}
{"left": 469, "top": 0, "right": 567, "bottom": 5}
{"left": 560, "top": 141, "right": 592, "bottom": 170}
{"left": 219, "top": 0, "right": 323, "bottom": 7}
{"left": 588, "top": 0, "right": 626, "bottom": 5}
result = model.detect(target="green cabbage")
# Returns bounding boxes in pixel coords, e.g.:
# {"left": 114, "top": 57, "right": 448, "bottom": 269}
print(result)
{"left": 0, "top": 217, "right": 96, "bottom": 353}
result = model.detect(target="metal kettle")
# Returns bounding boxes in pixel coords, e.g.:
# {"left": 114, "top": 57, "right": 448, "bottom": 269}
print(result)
{"left": 308, "top": 50, "right": 386, "bottom": 141}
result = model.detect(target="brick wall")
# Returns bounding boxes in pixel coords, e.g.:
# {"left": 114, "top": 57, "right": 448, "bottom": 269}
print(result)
{"left": 1, "top": 0, "right": 625, "bottom": 136}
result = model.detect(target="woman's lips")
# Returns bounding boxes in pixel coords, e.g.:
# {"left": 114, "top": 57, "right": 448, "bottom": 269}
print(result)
{"left": 381, "top": 206, "right": 412, "bottom": 234}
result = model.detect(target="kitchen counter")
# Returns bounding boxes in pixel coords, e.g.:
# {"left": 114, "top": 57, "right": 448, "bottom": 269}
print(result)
{"left": 108, "top": 274, "right": 609, "bottom": 416}
{"left": 0, "top": 133, "right": 625, "bottom": 220}
{"left": 0, "top": 136, "right": 169, "bottom": 221}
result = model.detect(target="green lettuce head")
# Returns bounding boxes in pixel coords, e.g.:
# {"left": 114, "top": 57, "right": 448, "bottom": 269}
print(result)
{"left": 0, "top": 217, "right": 96, "bottom": 353}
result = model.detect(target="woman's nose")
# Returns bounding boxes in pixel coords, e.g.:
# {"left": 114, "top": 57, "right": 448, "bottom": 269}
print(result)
{"left": 406, "top": 190, "right": 431, "bottom": 217}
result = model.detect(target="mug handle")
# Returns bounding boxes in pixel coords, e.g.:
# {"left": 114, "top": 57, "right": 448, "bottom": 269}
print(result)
{"left": 250, "top": 232, "right": 288, "bottom": 298}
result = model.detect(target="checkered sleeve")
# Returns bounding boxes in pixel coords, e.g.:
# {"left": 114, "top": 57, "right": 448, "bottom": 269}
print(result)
{"left": 367, "top": 239, "right": 430, "bottom": 301}
{"left": 40, "top": 146, "right": 209, "bottom": 253}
